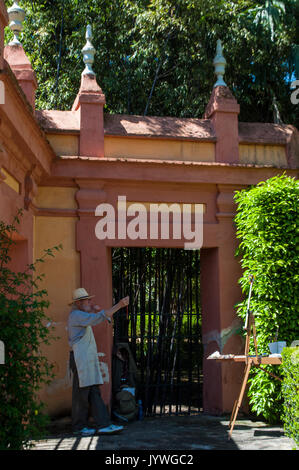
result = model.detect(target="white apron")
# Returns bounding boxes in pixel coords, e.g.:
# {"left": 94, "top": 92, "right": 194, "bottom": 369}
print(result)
{"left": 72, "top": 325, "right": 104, "bottom": 388}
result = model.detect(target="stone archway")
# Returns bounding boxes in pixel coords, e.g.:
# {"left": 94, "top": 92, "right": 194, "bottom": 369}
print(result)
{"left": 74, "top": 180, "right": 246, "bottom": 414}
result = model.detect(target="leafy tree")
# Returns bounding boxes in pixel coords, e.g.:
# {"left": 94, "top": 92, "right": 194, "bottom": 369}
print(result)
{"left": 0, "top": 211, "right": 62, "bottom": 449}
{"left": 249, "top": 0, "right": 287, "bottom": 40}
{"left": 4, "top": 1, "right": 299, "bottom": 126}
{"left": 234, "top": 175, "right": 299, "bottom": 423}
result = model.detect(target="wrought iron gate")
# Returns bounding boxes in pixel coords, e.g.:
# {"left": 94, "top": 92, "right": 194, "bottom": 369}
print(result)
{"left": 112, "top": 247, "right": 203, "bottom": 416}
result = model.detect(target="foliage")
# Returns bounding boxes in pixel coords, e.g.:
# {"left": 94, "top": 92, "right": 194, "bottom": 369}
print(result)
{"left": 281, "top": 346, "right": 299, "bottom": 447}
{"left": 0, "top": 210, "right": 62, "bottom": 449}
{"left": 247, "top": 365, "right": 283, "bottom": 423}
{"left": 249, "top": 0, "right": 286, "bottom": 41}
{"left": 4, "top": 1, "right": 299, "bottom": 126}
{"left": 234, "top": 174, "right": 299, "bottom": 423}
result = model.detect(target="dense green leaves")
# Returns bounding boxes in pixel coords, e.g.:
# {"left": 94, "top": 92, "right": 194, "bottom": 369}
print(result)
{"left": 4, "top": 1, "right": 299, "bottom": 126}
{"left": 281, "top": 347, "right": 299, "bottom": 447}
{"left": 0, "top": 211, "right": 62, "bottom": 449}
{"left": 234, "top": 175, "right": 299, "bottom": 423}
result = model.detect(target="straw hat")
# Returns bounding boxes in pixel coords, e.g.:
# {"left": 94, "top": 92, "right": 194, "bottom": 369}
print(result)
{"left": 69, "top": 287, "right": 95, "bottom": 305}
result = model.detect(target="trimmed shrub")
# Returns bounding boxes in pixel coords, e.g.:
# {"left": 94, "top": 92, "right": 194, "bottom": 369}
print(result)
{"left": 281, "top": 347, "right": 299, "bottom": 447}
{"left": 234, "top": 174, "right": 299, "bottom": 423}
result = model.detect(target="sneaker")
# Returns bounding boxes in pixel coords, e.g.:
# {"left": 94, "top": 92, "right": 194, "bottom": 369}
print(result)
{"left": 98, "top": 424, "right": 124, "bottom": 434}
{"left": 75, "top": 427, "right": 96, "bottom": 436}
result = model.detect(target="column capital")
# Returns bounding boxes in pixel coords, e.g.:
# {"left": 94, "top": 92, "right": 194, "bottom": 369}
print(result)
{"left": 75, "top": 182, "right": 107, "bottom": 220}
{"left": 216, "top": 184, "right": 247, "bottom": 220}
{"left": 204, "top": 85, "right": 240, "bottom": 119}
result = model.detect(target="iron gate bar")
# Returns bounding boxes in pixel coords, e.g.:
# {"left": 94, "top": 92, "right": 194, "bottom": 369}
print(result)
{"left": 112, "top": 247, "right": 203, "bottom": 417}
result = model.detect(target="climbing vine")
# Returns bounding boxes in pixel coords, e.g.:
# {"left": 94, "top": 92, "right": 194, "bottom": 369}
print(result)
{"left": 0, "top": 210, "right": 62, "bottom": 449}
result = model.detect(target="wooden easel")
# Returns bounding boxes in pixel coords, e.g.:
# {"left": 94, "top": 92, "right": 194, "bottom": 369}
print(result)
{"left": 243, "top": 276, "right": 258, "bottom": 359}
{"left": 228, "top": 275, "right": 256, "bottom": 439}
{"left": 228, "top": 275, "right": 282, "bottom": 440}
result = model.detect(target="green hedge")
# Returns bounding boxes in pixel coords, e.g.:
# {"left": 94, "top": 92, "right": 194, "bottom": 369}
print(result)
{"left": 281, "top": 347, "right": 299, "bottom": 448}
{"left": 234, "top": 174, "right": 299, "bottom": 423}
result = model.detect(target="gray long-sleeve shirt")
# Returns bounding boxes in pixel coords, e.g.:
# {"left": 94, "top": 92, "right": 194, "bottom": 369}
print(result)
{"left": 68, "top": 307, "right": 111, "bottom": 349}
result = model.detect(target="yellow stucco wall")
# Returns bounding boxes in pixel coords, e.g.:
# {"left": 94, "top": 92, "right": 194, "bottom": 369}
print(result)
{"left": 104, "top": 137, "right": 215, "bottom": 161}
{"left": 46, "top": 132, "right": 216, "bottom": 161}
{"left": 34, "top": 186, "right": 80, "bottom": 415}
{"left": 239, "top": 144, "right": 287, "bottom": 166}
{"left": 44, "top": 132, "right": 288, "bottom": 168}
{"left": 36, "top": 186, "right": 78, "bottom": 209}
{"left": 46, "top": 134, "right": 79, "bottom": 156}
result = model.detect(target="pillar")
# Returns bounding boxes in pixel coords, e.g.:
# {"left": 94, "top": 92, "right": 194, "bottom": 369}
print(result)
{"left": 75, "top": 181, "right": 113, "bottom": 406}
{"left": 204, "top": 86, "right": 240, "bottom": 164}
{"left": 72, "top": 74, "right": 106, "bottom": 157}
{"left": 4, "top": 43, "right": 37, "bottom": 110}
{"left": 201, "top": 184, "right": 246, "bottom": 414}
{"left": 72, "top": 25, "right": 106, "bottom": 158}
{"left": 201, "top": 247, "right": 223, "bottom": 414}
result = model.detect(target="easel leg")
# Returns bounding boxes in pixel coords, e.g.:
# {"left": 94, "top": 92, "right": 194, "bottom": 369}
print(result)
{"left": 228, "top": 360, "right": 252, "bottom": 440}
{"left": 229, "top": 400, "right": 238, "bottom": 427}
{"left": 252, "top": 318, "right": 258, "bottom": 357}
{"left": 244, "top": 329, "right": 250, "bottom": 356}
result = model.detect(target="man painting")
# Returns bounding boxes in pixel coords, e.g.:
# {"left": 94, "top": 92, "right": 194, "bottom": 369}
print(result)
{"left": 68, "top": 287, "right": 130, "bottom": 436}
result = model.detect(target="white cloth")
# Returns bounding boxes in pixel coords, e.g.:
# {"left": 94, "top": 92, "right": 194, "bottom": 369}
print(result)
{"left": 72, "top": 325, "right": 104, "bottom": 388}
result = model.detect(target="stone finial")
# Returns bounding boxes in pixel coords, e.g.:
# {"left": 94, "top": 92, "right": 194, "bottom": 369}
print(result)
{"left": 7, "top": 1, "right": 25, "bottom": 46}
{"left": 213, "top": 39, "right": 227, "bottom": 87}
{"left": 82, "top": 24, "right": 96, "bottom": 76}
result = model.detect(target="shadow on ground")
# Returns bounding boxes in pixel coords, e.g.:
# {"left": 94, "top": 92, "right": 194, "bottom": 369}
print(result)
{"left": 30, "top": 413, "right": 295, "bottom": 451}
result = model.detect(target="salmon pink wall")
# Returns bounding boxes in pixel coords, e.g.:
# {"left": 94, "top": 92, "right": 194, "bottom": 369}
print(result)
{"left": 0, "top": 0, "right": 298, "bottom": 417}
